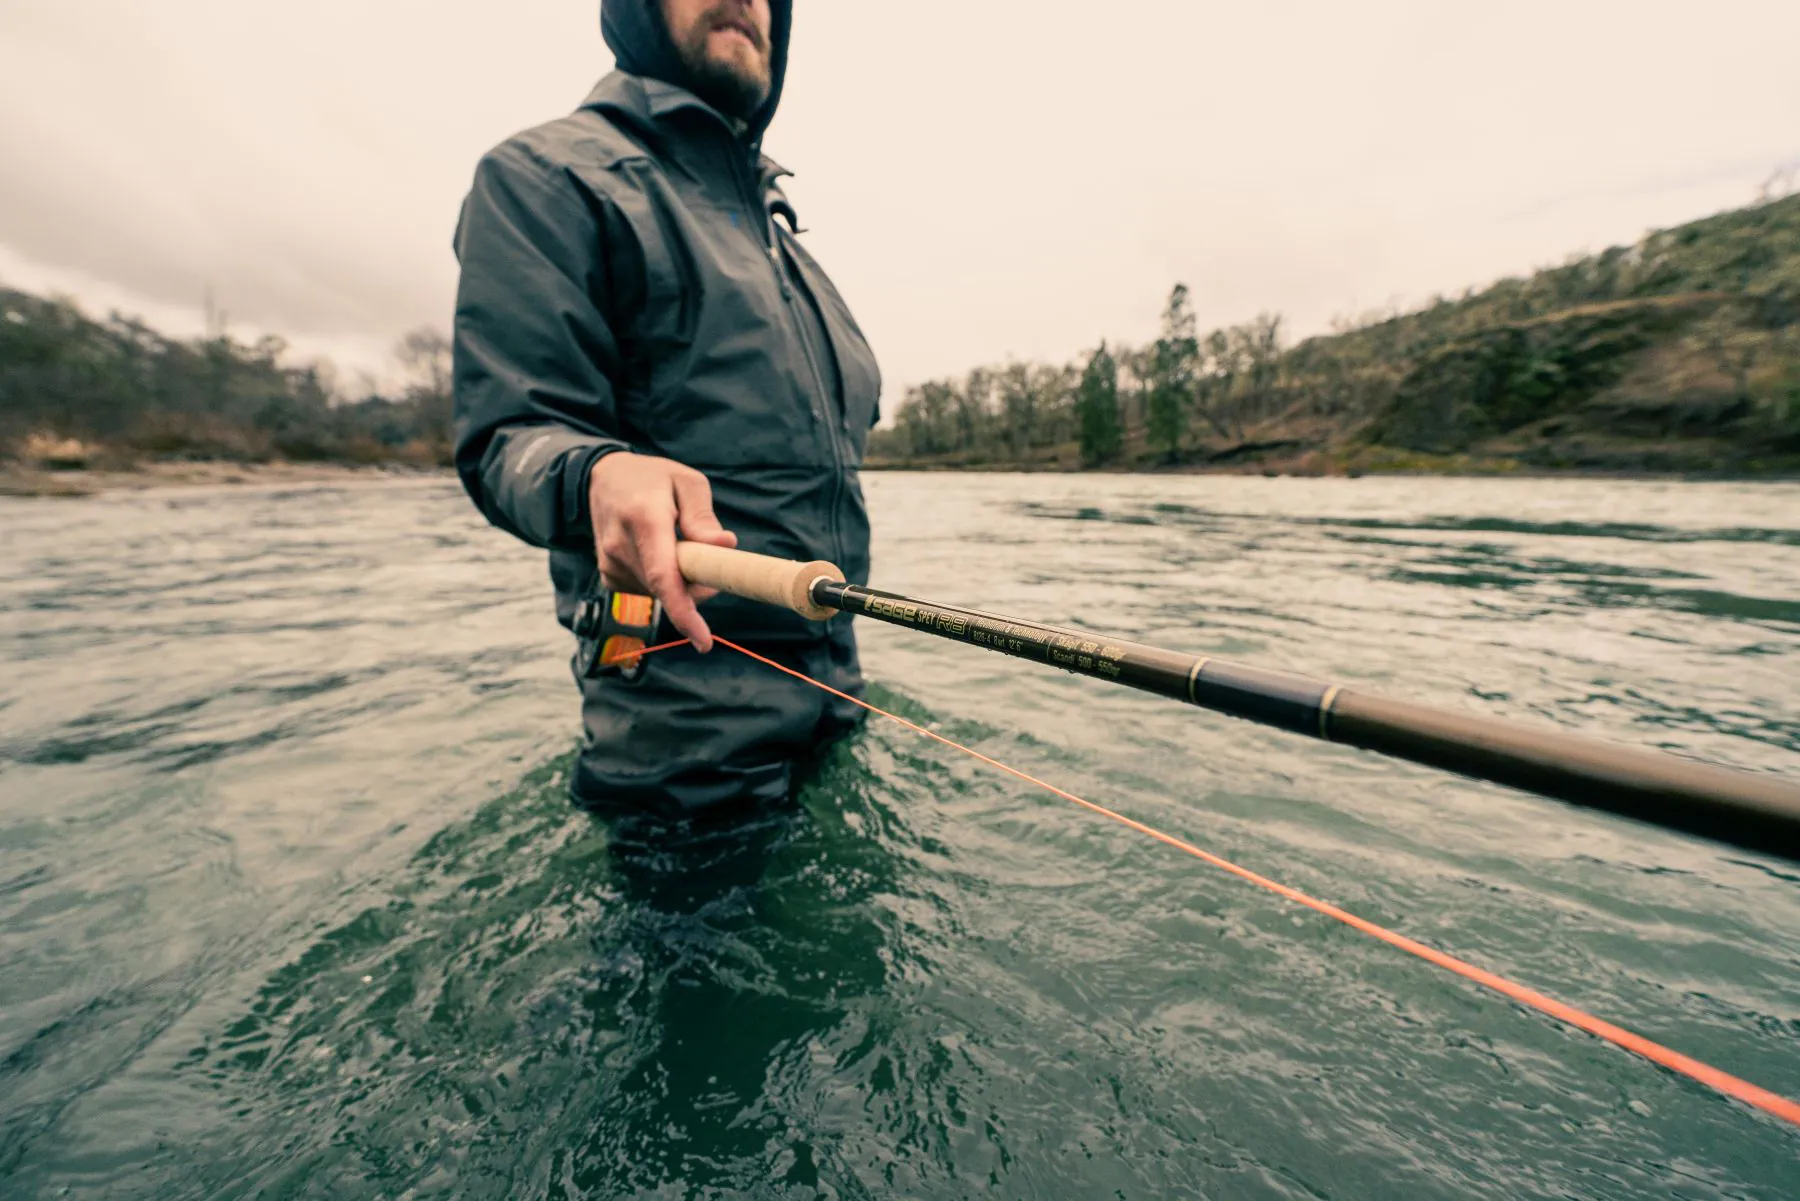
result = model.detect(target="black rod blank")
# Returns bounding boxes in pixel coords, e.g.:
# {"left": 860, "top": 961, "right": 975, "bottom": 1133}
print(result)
{"left": 814, "top": 581, "right": 1800, "bottom": 863}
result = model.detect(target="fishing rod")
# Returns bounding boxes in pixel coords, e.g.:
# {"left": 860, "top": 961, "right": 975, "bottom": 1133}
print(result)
{"left": 674, "top": 544, "right": 1800, "bottom": 863}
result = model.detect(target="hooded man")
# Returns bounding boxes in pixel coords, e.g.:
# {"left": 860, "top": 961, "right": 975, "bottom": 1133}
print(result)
{"left": 452, "top": 0, "right": 880, "bottom": 814}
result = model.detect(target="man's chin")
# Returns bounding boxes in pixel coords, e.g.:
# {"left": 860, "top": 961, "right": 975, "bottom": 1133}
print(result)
{"left": 706, "top": 50, "right": 769, "bottom": 91}
{"left": 691, "top": 59, "right": 772, "bottom": 121}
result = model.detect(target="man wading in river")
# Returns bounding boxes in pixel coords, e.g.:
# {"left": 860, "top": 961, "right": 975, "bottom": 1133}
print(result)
{"left": 452, "top": 0, "right": 879, "bottom": 812}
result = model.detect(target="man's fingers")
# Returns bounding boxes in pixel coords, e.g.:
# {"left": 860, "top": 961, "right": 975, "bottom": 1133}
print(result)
{"left": 589, "top": 459, "right": 731, "bottom": 654}
{"left": 649, "top": 566, "right": 713, "bottom": 652}
{"left": 671, "top": 470, "right": 737, "bottom": 548}
{"left": 599, "top": 551, "right": 713, "bottom": 638}
{"left": 630, "top": 519, "right": 713, "bottom": 653}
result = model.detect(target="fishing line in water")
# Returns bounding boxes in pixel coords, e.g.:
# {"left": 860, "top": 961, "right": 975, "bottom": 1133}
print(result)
{"left": 614, "top": 636, "right": 1800, "bottom": 1130}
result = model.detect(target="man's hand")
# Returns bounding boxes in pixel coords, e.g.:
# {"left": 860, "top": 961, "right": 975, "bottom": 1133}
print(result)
{"left": 588, "top": 453, "right": 737, "bottom": 652}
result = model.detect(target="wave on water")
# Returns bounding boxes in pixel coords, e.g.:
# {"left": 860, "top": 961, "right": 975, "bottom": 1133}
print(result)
{"left": 3, "top": 475, "right": 1798, "bottom": 1199}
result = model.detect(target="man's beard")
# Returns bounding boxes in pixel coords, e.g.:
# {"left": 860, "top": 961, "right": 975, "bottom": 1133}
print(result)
{"left": 671, "top": 10, "right": 772, "bottom": 124}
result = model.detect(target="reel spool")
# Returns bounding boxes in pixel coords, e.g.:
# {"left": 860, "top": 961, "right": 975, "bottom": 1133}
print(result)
{"left": 573, "top": 590, "right": 663, "bottom": 680}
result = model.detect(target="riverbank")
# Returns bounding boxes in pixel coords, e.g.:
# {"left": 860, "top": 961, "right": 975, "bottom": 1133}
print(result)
{"left": 865, "top": 442, "right": 1800, "bottom": 480}
{"left": 0, "top": 459, "right": 449, "bottom": 498}
{"left": 8, "top": 453, "right": 1797, "bottom": 500}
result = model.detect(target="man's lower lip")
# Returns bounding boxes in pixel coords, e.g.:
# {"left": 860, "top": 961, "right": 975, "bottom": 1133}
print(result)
{"left": 713, "top": 26, "right": 755, "bottom": 47}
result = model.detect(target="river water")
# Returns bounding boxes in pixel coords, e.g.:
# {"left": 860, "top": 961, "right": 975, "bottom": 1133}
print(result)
{"left": 1, "top": 472, "right": 1797, "bottom": 1198}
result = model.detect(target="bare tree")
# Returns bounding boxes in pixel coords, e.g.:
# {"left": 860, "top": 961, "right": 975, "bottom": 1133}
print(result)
{"left": 397, "top": 328, "right": 452, "bottom": 397}
{"left": 396, "top": 327, "right": 453, "bottom": 445}
{"left": 1757, "top": 162, "right": 1799, "bottom": 204}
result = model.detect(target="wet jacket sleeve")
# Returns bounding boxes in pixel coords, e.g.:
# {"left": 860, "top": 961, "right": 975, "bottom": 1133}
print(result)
{"left": 451, "top": 143, "right": 630, "bottom": 552}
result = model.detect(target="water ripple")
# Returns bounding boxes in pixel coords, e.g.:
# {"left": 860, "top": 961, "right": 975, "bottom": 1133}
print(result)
{"left": 0, "top": 474, "right": 1797, "bottom": 1198}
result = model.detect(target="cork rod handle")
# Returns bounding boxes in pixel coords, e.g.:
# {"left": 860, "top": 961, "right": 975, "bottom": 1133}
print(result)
{"left": 675, "top": 543, "right": 844, "bottom": 621}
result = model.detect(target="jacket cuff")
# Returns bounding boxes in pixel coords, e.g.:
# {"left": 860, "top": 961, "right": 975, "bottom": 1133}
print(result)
{"left": 560, "top": 441, "right": 632, "bottom": 547}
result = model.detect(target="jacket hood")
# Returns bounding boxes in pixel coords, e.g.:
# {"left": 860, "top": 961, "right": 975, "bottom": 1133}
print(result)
{"left": 600, "top": 0, "right": 792, "bottom": 143}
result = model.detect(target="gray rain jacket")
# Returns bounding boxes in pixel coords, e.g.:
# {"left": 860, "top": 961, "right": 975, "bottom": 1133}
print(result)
{"left": 451, "top": 10, "right": 879, "bottom": 645}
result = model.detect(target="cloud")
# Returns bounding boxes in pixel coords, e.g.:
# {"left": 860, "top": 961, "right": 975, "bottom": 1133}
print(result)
{"left": 1, "top": 0, "right": 1795, "bottom": 389}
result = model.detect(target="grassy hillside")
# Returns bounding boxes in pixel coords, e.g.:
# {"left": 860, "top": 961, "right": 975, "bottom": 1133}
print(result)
{"left": 870, "top": 193, "right": 1800, "bottom": 475}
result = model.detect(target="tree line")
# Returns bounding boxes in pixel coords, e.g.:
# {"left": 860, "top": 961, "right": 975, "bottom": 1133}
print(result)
{"left": 0, "top": 286, "right": 452, "bottom": 469}
{"left": 4, "top": 192, "right": 1797, "bottom": 477}
{"left": 873, "top": 192, "right": 1800, "bottom": 470}
{"left": 883, "top": 284, "right": 1293, "bottom": 468}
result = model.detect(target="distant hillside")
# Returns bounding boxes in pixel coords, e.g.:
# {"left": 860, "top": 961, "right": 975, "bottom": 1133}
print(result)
{"left": 869, "top": 193, "right": 1800, "bottom": 475}
{"left": 7, "top": 194, "right": 1797, "bottom": 482}
{"left": 0, "top": 287, "right": 451, "bottom": 472}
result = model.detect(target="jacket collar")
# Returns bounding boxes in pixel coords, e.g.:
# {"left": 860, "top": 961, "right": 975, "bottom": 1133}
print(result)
{"left": 581, "top": 71, "right": 743, "bottom": 145}
{"left": 580, "top": 71, "right": 794, "bottom": 208}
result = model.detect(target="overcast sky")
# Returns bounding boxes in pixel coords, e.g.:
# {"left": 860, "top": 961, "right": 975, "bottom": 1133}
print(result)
{"left": 2, "top": 1, "right": 1796, "bottom": 396}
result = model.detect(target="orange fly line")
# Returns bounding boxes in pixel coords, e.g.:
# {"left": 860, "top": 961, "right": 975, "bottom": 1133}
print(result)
{"left": 615, "top": 636, "right": 1800, "bottom": 1130}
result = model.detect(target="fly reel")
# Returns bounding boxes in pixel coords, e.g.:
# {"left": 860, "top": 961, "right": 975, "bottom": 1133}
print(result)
{"left": 573, "top": 589, "right": 663, "bottom": 680}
